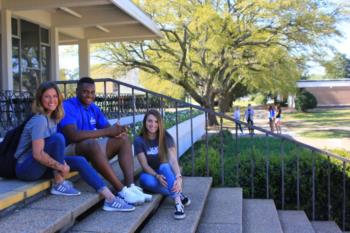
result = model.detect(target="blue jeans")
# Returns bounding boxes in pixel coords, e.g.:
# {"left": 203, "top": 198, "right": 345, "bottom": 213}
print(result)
{"left": 139, "top": 163, "right": 179, "bottom": 199}
{"left": 16, "top": 133, "right": 105, "bottom": 192}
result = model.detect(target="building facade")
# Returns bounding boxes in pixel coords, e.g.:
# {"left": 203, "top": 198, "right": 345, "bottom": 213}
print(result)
{"left": 297, "top": 79, "right": 350, "bottom": 107}
{"left": 0, "top": 0, "right": 161, "bottom": 91}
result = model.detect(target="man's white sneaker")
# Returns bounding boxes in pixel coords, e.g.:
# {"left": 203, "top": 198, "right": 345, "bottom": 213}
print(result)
{"left": 118, "top": 187, "right": 145, "bottom": 205}
{"left": 129, "top": 184, "right": 152, "bottom": 202}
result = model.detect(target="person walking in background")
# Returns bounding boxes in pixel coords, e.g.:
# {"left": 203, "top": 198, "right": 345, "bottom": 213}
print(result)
{"left": 245, "top": 104, "right": 255, "bottom": 135}
{"left": 58, "top": 77, "right": 151, "bottom": 206}
{"left": 233, "top": 106, "right": 243, "bottom": 135}
{"left": 275, "top": 104, "right": 282, "bottom": 134}
{"left": 268, "top": 105, "right": 276, "bottom": 133}
{"left": 134, "top": 109, "right": 191, "bottom": 220}
{"left": 15, "top": 82, "right": 134, "bottom": 212}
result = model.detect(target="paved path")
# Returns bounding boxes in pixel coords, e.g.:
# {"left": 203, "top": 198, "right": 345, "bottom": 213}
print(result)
{"left": 252, "top": 108, "right": 350, "bottom": 152}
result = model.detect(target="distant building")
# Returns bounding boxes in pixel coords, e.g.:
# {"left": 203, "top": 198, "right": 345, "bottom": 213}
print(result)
{"left": 297, "top": 79, "right": 350, "bottom": 107}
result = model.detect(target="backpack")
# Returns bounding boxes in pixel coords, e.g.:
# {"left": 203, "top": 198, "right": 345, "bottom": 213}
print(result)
{"left": 0, "top": 115, "right": 33, "bottom": 178}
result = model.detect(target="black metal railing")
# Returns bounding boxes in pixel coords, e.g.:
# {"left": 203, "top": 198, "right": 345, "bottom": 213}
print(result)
{"left": 1, "top": 78, "right": 349, "bottom": 230}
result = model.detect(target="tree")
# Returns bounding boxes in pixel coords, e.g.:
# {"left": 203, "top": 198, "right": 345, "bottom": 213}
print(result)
{"left": 93, "top": 0, "right": 348, "bottom": 125}
{"left": 322, "top": 52, "right": 350, "bottom": 79}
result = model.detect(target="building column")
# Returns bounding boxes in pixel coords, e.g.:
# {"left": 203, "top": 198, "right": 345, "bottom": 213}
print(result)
{"left": 78, "top": 39, "right": 90, "bottom": 78}
{"left": 50, "top": 27, "right": 59, "bottom": 81}
{"left": 1, "top": 9, "right": 13, "bottom": 90}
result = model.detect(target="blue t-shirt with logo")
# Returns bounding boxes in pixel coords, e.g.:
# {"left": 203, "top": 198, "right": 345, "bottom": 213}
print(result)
{"left": 133, "top": 133, "right": 175, "bottom": 170}
{"left": 58, "top": 97, "right": 109, "bottom": 145}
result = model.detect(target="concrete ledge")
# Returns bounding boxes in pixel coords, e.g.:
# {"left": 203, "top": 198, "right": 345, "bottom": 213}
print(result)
{"left": 243, "top": 199, "right": 283, "bottom": 233}
{"left": 311, "top": 221, "right": 342, "bottom": 233}
{"left": 70, "top": 194, "right": 163, "bottom": 233}
{"left": 0, "top": 171, "right": 78, "bottom": 211}
{"left": 141, "top": 177, "right": 213, "bottom": 233}
{"left": 278, "top": 210, "right": 315, "bottom": 233}
{"left": 197, "top": 188, "right": 243, "bottom": 233}
{"left": 0, "top": 158, "right": 141, "bottom": 233}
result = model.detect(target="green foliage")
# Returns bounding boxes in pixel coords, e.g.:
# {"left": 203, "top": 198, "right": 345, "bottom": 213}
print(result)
{"left": 295, "top": 89, "right": 317, "bottom": 112}
{"left": 181, "top": 132, "right": 350, "bottom": 229}
{"left": 139, "top": 71, "right": 185, "bottom": 99}
{"left": 91, "top": 0, "right": 348, "bottom": 121}
{"left": 321, "top": 52, "right": 350, "bottom": 79}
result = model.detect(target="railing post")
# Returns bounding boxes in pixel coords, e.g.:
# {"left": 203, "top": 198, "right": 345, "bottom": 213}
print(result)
{"left": 312, "top": 150, "right": 316, "bottom": 221}
{"left": 63, "top": 84, "right": 67, "bottom": 98}
{"left": 103, "top": 81, "right": 107, "bottom": 112}
{"left": 265, "top": 133, "right": 270, "bottom": 199}
{"left": 117, "top": 83, "right": 120, "bottom": 120}
{"left": 132, "top": 88, "right": 136, "bottom": 137}
{"left": 146, "top": 92, "right": 149, "bottom": 112}
{"left": 250, "top": 140, "right": 255, "bottom": 198}
{"left": 205, "top": 111, "right": 209, "bottom": 176}
{"left": 342, "top": 161, "right": 346, "bottom": 231}
{"left": 175, "top": 102, "right": 179, "bottom": 159}
{"left": 297, "top": 147, "right": 300, "bottom": 210}
{"left": 327, "top": 155, "right": 331, "bottom": 220}
{"left": 235, "top": 120, "right": 240, "bottom": 187}
{"left": 220, "top": 117, "right": 224, "bottom": 186}
{"left": 281, "top": 139, "right": 285, "bottom": 210}
{"left": 190, "top": 106, "right": 195, "bottom": 176}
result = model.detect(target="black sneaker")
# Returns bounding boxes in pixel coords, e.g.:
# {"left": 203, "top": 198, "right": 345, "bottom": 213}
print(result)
{"left": 180, "top": 193, "right": 191, "bottom": 206}
{"left": 174, "top": 202, "right": 185, "bottom": 220}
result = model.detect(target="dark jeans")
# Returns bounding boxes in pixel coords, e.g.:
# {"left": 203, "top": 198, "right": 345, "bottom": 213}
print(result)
{"left": 16, "top": 133, "right": 105, "bottom": 191}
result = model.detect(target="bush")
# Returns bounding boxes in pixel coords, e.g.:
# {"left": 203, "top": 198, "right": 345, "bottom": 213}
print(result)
{"left": 180, "top": 132, "right": 350, "bottom": 230}
{"left": 295, "top": 89, "right": 317, "bottom": 112}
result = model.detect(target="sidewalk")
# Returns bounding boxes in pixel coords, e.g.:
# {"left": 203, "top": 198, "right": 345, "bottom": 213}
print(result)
{"left": 253, "top": 108, "right": 350, "bottom": 152}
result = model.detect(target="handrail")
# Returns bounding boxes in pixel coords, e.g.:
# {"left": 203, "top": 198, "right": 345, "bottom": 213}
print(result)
{"left": 55, "top": 78, "right": 350, "bottom": 164}
{"left": 1, "top": 78, "right": 349, "bottom": 230}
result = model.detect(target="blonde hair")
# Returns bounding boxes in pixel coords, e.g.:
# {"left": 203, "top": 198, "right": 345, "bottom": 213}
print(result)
{"left": 32, "top": 81, "right": 64, "bottom": 123}
{"left": 140, "top": 109, "right": 169, "bottom": 163}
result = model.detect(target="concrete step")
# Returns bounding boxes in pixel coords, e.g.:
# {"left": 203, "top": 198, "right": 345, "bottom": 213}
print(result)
{"left": 69, "top": 194, "right": 163, "bottom": 233}
{"left": 196, "top": 187, "right": 242, "bottom": 233}
{"left": 311, "top": 221, "right": 343, "bottom": 233}
{"left": 278, "top": 210, "right": 315, "bottom": 233}
{"left": 0, "top": 157, "right": 141, "bottom": 233}
{"left": 141, "top": 177, "right": 213, "bottom": 233}
{"left": 243, "top": 199, "right": 283, "bottom": 233}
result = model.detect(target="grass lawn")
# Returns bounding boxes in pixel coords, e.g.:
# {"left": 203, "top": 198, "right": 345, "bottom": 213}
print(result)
{"left": 283, "top": 108, "right": 350, "bottom": 139}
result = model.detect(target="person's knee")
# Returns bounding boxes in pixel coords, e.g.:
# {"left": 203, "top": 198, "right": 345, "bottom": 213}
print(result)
{"left": 140, "top": 173, "right": 158, "bottom": 187}
{"left": 47, "top": 133, "right": 65, "bottom": 147}
{"left": 79, "top": 139, "right": 102, "bottom": 154}
{"left": 159, "top": 163, "right": 172, "bottom": 174}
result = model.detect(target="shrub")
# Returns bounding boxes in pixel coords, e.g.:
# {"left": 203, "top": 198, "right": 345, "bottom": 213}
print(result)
{"left": 180, "top": 132, "right": 350, "bottom": 230}
{"left": 295, "top": 89, "right": 317, "bottom": 112}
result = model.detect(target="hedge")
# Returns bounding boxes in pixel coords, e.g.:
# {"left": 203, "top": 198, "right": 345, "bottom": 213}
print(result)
{"left": 180, "top": 131, "right": 350, "bottom": 230}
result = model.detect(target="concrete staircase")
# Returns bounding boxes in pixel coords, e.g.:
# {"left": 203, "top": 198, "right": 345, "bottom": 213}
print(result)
{"left": 0, "top": 166, "right": 345, "bottom": 233}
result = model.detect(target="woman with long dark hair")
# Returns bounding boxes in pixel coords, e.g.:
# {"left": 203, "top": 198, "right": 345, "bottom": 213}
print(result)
{"left": 134, "top": 109, "right": 191, "bottom": 219}
{"left": 15, "top": 81, "right": 134, "bottom": 211}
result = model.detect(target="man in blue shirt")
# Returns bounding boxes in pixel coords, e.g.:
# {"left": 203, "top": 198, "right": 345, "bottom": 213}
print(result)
{"left": 58, "top": 77, "right": 151, "bottom": 205}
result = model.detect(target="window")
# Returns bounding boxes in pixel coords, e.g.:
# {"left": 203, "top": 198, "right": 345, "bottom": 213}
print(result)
{"left": 11, "top": 18, "right": 51, "bottom": 92}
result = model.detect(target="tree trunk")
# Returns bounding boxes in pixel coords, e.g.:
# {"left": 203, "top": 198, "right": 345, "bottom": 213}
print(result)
{"left": 218, "top": 93, "right": 234, "bottom": 113}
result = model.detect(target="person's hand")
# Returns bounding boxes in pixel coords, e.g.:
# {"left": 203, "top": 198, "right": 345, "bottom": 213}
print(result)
{"left": 59, "top": 162, "right": 70, "bottom": 177}
{"left": 106, "top": 124, "right": 127, "bottom": 137}
{"left": 156, "top": 174, "right": 168, "bottom": 187}
{"left": 172, "top": 176, "right": 182, "bottom": 193}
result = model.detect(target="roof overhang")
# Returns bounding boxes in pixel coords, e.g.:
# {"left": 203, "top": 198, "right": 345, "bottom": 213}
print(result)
{"left": 1, "top": 0, "right": 162, "bottom": 44}
{"left": 297, "top": 79, "right": 350, "bottom": 88}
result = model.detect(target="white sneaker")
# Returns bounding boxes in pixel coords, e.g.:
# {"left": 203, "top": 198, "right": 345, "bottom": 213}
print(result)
{"left": 118, "top": 187, "right": 145, "bottom": 205}
{"left": 129, "top": 184, "right": 152, "bottom": 202}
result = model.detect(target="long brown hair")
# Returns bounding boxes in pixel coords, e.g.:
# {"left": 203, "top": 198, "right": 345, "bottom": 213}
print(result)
{"left": 140, "top": 109, "right": 169, "bottom": 163}
{"left": 32, "top": 81, "right": 64, "bottom": 123}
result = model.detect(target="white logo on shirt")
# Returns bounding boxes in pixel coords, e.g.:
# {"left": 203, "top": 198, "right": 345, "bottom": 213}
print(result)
{"left": 147, "top": 146, "right": 158, "bottom": 155}
{"left": 90, "top": 117, "right": 96, "bottom": 127}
